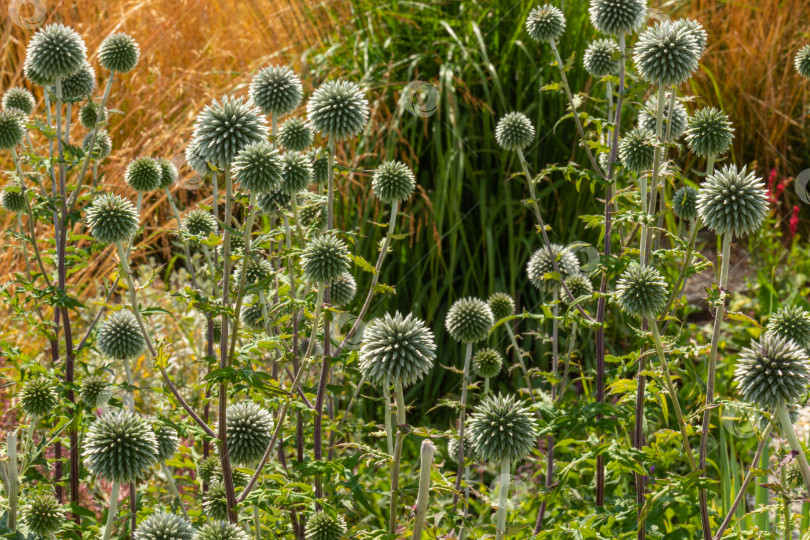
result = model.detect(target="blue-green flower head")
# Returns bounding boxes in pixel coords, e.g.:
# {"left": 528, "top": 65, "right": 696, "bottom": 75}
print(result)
{"left": 564, "top": 273, "right": 594, "bottom": 304}
{"left": 156, "top": 157, "right": 179, "bottom": 189}
{"left": 305, "top": 512, "right": 347, "bottom": 540}
{"left": 526, "top": 243, "right": 580, "bottom": 292}
{"left": 97, "top": 309, "right": 146, "bottom": 360}
{"left": 674, "top": 19, "right": 708, "bottom": 57}
{"left": 445, "top": 297, "right": 494, "bottom": 344}
{"left": 616, "top": 262, "right": 668, "bottom": 318}
{"left": 257, "top": 189, "right": 291, "bottom": 215}
{"left": 487, "top": 292, "right": 515, "bottom": 320}
{"left": 468, "top": 393, "right": 538, "bottom": 463}
{"left": 796, "top": 45, "right": 810, "bottom": 79}
{"left": 734, "top": 334, "right": 810, "bottom": 410}
{"left": 196, "top": 455, "right": 220, "bottom": 485}
{"left": 301, "top": 233, "right": 351, "bottom": 284}
{"left": 232, "top": 141, "right": 283, "bottom": 193}
{"left": 19, "top": 378, "right": 59, "bottom": 417}
{"left": 80, "top": 101, "right": 106, "bottom": 129}
{"left": 634, "top": 20, "right": 701, "bottom": 87}
{"left": 637, "top": 92, "right": 688, "bottom": 141}
{"left": 299, "top": 193, "right": 327, "bottom": 228}
{"left": 249, "top": 65, "right": 303, "bottom": 117}
{"left": 25, "top": 23, "right": 87, "bottom": 83}
{"left": 495, "top": 112, "right": 535, "bottom": 151}
{"left": 241, "top": 303, "right": 266, "bottom": 331}
{"left": 280, "top": 151, "right": 314, "bottom": 195}
{"left": 225, "top": 401, "right": 274, "bottom": 466}
{"left": 56, "top": 61, "right": 95, "bottom": 102}
{"left": 588, "top": 0, "right": 647, "bottom": 36}
{"left": 308, "top": 147, "right": 330, "bottom": 186}
{"left": 182, "top": 209, "right": 217, "bottom": 240}
{"left": 619, "top": 127, "right": 656, "bottom": 173}
{"left": 372, "top": 160, "right": 415, "bottom": 204}
{"left": 201, "top": 482, "right": 229, "bottom": 520}
{"left": 767, "top": 305, "right": 810, "bottom": 350}
{"left": 2, "top": 87, "right": 35, "bottom": 116}
{"left": 584, "top": 38, "right": 620, "bottom": 77}
{"left": 234, "top": 257, "right": 272, "bottom": 286}
{"left": 278, "top": 117, "right": 314, "bottom": 152}
{"left": 192, "top": 96, "right": 269, "bottom": 169}
{"left": 330, "top": 272, "right": 357, "bottom": 307}
{"left": 83, "top": 129, "right": 112, "bottom": 160}
{"left": 306, "top": 80, "right": 369, "bottom": 140}
{"left": 195, "top": 520, "right": 249, "bottom": 540}
{"left": 696, "top": 164, "right": 768, "bottom": 237}
{"left": 79, "top": 373, "right": 113, "bottom": 408}
{"left": 98, "top": 33, "right": 140, "bottom": 74}
{"left": 83, "top": 409, "right": 159, "bottom": 483}
{"left": 685, "top": 107, "right": 734, "bottom": 158}
{"left": 134, "top": 511, "right": 194, "bottom": 540}
{"left": 1, "top": 187, "right": 27, "bottom": 213}
{"left": 185, "top": 138, "right": 210, "bottom": 177}
{"left": 472, "top": 348, "right": 503, "bottom": 379}
{"left": 126, "top": 157, "right": 162, "bottom": 192}
{"left": 21, "top": 491, "right": 64, "bottom": 538}
{"left": 86, "top": 193, "right": 139, "bottom": 244}
{"left": 672, "top": 185, "right": 698, "bottom": 221}
{"left": 359, "top": 312, "right": 437, "bottom": 387}
{"left": 526, "top": 4, "right": 566, "bottom": 43}
{"left": 153, "top": 423, "right": 179, "bottom": 462}
{"left": 0, "top": 109, "right": 25, "bottom": 149}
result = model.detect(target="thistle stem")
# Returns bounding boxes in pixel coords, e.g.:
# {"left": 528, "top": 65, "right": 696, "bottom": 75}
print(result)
{"left": 776, "top": 403, "right": 810, "bottom": 493}
{"left": 101, "top": 480, "right": 120, "bottom": 540}
{"left": 556, "top": 322, "right": 578, "bottom": 403}
{"left": 451, "top": 343, "right": 473, "bottom": 513}
{"left": 641, "top": 86, "right": 667, "bottom": 267}
{"left": 383, "top": 381, "right": 394, "bottom": 455}
{"left": 660, "top": 219, "right": 699, "bottom": 321}
{"left": 504, "top": 325, "right": 535, "bottom": 405}
{"left": 389, "top": 379, "right": 406, "bottom": 535}
{"left": 164, "top": 187, "right": 199, "bottom": 287}
{"left": 160, "top": 461, "right": 190, "bottom": 520}
{"left": 411, "top": 440, "right": 435, "bottom": 540}
{"left": 496, "top": 458, "right": 511, "bottom": 540}
{"left": 6, "top": 432, "right": 18, "bottom": 530}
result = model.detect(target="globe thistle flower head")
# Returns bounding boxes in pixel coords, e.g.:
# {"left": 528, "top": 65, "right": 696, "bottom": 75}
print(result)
{"left": 487, "top": 292, "right": 515, "bottom": 321}
{"left": 234, "top": 257, "right": 272, "bottom": 287}
{"left": 306, "top": 512, "right": 347, "bottom": 540}
{"left": 156, "top": 157, "right": 179, "bottom": 189}
{"left": 195, "top": 521, "right": 249, "bottom": 540}
{"left": 616, "top": 263, "right": 668, "bottom": 318}
{"left": 184, "top": 138, "right": 210, "bottom": 177}
{"left": 225, "top": 401, "right": 274, "bottom": 466}
{"left": 19, "top": 378, "right": 59, "bottom": 417}
{"left": 202, "top": 481, "right": 229, "bottom": 521}
{"left": 447, "top": 432, "right": 475, "bottom": 466}
{"left": 134, "top": 511, "right": 194, "bottom": 540}
{"left": 83, "top": 409, "right": 159, "bottom": 483}
{"left": 685, "top": 107, "right": 734, "bottom": 158}
{"left": 564, "top": 273, "right": 594, "bottom": 303}
{"left": 0, "top": 109, "right": 25, "bottom": 149}
{"left": 359, "top": 312, "right": 437, "bottom": 387}
{"left": 25, "top": 23, "right": 87, "bottom": 83}
{"left": 2, "top": 87, "right": 35, "bottom": 116}
{"left": 372, "top": 160, "right": 416, "bottom": 204}
{"left": 445, "top": 297, "right": 495, "bottom": 344}
{"left": 249, "top": 65, "right": 303, "bottom": 117}
{"left": 79, "top": 101, "right": 106, "bottom": 128}
{"left": 308, "top": 148, "right": 330, "bottom": 186}
{"left": 467, "top": 393, "right": 538, "bottom": 463}
{"left": 696, "top": 164, "right": 768, "bottom": 237}
{"left": 125, "top": 157, "right": 162, "bottom": 192}
{"left": 79, "top": 373, "right": 113, "bottom": 408}
{"left": 672, "top": 186, "right": 698, "bottom": 221}
{"left": 197, "top": 455, "right": 220, "bottom": 484}
{"left": 306, "top": 80, "right": 369, "bottom": 140}
{"left": 330, "top": 273, "right": 357, "bottom": 307}
{"left": 584, "top": 39, "right": 620, "bottom": 77}
{"left": 182, "top": 209, "right": 217, "bottom": 241}
{"left": 767, "top": 305, "right": 810, "bottom": 350}
{"left": 638, "top": 93, "right": 688, "bottom": 141}
{"left": 674, "top": 19, "right": 708, "bottom": 57}
{"left": 279, "top": 150, "right": 314, "bottom": 194}
{"left": 278, "top": 117, "right": 314, "bottom": 151}
{"left": 257, "top": 189, "right": 291, "bottom": 214}
{"left": 526, "top": 244, "right": 580, "bottom": 292}
{"left": 86, "top": 193, "right": 140, "bottom": 244}
{"left": 526, "top": 4, "right": 566, "bottom": 43}
{"left": 98, "top": 33, "right": 140, "bottom": 73}
{"left": 301, "top": 233, "right": 351, "bottom": 284}
{"left": 634, "top": 21, "right": 701, "bottom": 87}
{"left": 241, "top": 303, "right": 265, "bottom": 330}
{"left": 588, "top": 0, "right": 647, "bottom": 36}
{"left": 232, "top": 142, "right": 283, "bottom": 193}
{"left": 1, "top": 188, "right": 27, "bottom": 213}
{"left": 192, "top": 96, "right": 269, "bottom": 169}
{"left": 472, "top": 348, "right": 503, "bottom": 379}
{"left": 299, "top": 194, "right": 327, "bottom": 228}
{"left": 21, "top": 491, "right": 64, "bottom": 538}
{"left": 83, "top": 129, "right": 112, "bottom": 160}
{"left": 796, "top": 45, "right": 810, "bottom": 79}
{"left": 619, "top": 127, "right": 656, "bottom": 173}
{"left": 56, "top": 61, "right": 95, "bottom": 102}
{"left": 97, "top": 309, "right": 146, "bottom": 360}
{"left": 153, "top": 423, "right": 179, "bottom": 462}
{"left": 734, "top": 335, "right": 810, "bottom": 410}
{"left": 495, "top": 112, "right": 535, "bottom": 151}
{"left": 212, "top": 317, "right": 223, "bottom": 343}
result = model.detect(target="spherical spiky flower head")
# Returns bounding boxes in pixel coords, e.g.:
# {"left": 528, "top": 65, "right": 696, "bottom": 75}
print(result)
{"left": 619, "top": 127, "right": 656, "bottom": 173}
{"left": 182, "top": 209, "right": 217, "bottom": 240}
{"left": 487, "top": 292, "right": 515, "bottom": 321}
{"left": 674, "top": 19, "right": 708, "bottom": 57}
{"left": 634, "top": 21, "right": 701, "bottom": 87}
{"left": 234, "top": 258, "right": 272, "bottom": 286}
{"left": 83, "top": 409, "right": 159, "bottom": 483}
{"left": 212, "top": 317, "right": 223, "bottom": 342}
{"left": 232, "top": 142, "right": 283, "bottom": 193}
{"left": 696, "top": 164, "right": 768, "bottom": 237}
{"left": 526, "top": 4, "right": 566, "bottom": 43}
{"left": 305, "top": 512, "right": 347, "bottom": 540}
{"left": 185, "top": 138, "right": 210, "bottom": 177}
{"left": 249, "top": 65, "right": 303, "bottom": 117}
{"left": 767, "top": 305, "right": 810, "bottom": 350}
{"left": 1, "top": 188, "right": 27, "bottom": 213}
{"left": 734, "top": 335, "right": 810, "bottom": 410}
{"left": 308, "top": 148, "right": 330, "bottom": 186}
{"left": 192, "top": 96, "right": 269, "bottom": 169}
{"left": 468, "top": 393, "right": 538, "bottom": 463}
{"left": 584, "top": 39, "right": 620, "bottom": 77}
{"left": 685, "top": 107, "right": 734, "bottom": 158}
{"left": 279, "top": 151, "right": 313, "bottom": 194}
{"left": 299, "top": 194, "right": 327, "bottom": 228}
{"left": 257, "top": 189, "right": 291, "bottom": 214}
{"left": 526, "top": 244, "right": 580, "bottom": 292}
{"left": 97, "top": 309, "right": 146, "bottom": 359}
{"left": 79, "top": 373, "right": 112, "bottom": 408}
{"left": 472, "top": 348, "right": 503, "bottom": 379}
{"left": 616, "top": 263, "right": 668, "bottom": 318}
{"left": 225, "top": 401, "right": 274, "bottom": 466}
{"left": 2, "top": 87, "right": 35, "bottom": 116}
{"left": 564, "top": 273, "right": 594, "bottom": 302}
{"left": 202, "top": 481, "right": 229, "bottom": 520}
{"left": 153, "top": 423, "right": 179, "bottom": 462}
{"left": 372, "top": 160, "right": 416, "bottom": 204}
{"left": 588, "top": 0, "right": 646, "bottom": 36}
{"left": 134, "top": 511, "right": 194, "bottom": 540}
{"left": 25, "top": 23, "right": 87, "bottom": 83}
{"left": 241, "top": 303, "right": 265, "bottom": 330}
{"left": 83, "top": 129, "right": 112, "bottom": 160}
{"left": 278, "top": 117, "right": 314, "bottom": 152}
{"left": 79, "top": 101, "right": 106, "bottom": 129}
{"left": 638, "top": 93, "right": 688, "bottom": 141}
{"left": 58, "top": 61, "right": 95, "bottom": 102}
{"left": 155, "top": 157, "right": 178, "bottom": 189}
{"left": 86, "top": 193, "right": 140, "bottom": 244}
{"left": 195, "top": 520, "right": 249, "bottom": 540}
{"left": 495, "top": 112, "right": 535, "bottom": 151}
{"left": 98, "top": 33, "right": 140, "bottom": 74}
{"left": 796, "top": 45, "right": 810, "bottom": 79}
{"left": 445, "top": 297, "right": 495, "bottom": 344}
{"left": 359, "top": 312, "right": 437, "bottom": 387}
{"left": 301, "top": 233, "right": 351, "bottom": 284}
{"left": 447, "top": 432, "right": 475, "bottom": 465}
{"left": 0, "top": 109, "right": 25, "bottom": 149}
{"left": 197, "top": 455, "right": 220, "bottom": 484}
{"left": 330, "top": 273, "right": 357, "bottom": 307}
{"left": 306, "top": 80, "right": 369, "bottom": 141}
{"left": 126, "top": 157, "right": 162, "bottom": 192}
{"left": 21, "top": 491, "right": 64, "bottom": 538}
{"left": 19, "top": 378, "right": 59, "bottom": 417}
{"left": 672, "top": 186, "right": 698, "bottom": 221}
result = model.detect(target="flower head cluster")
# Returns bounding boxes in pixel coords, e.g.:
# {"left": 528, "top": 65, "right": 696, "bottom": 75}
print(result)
{"left": 487, "top": 292, "right": 515, "bottom": 320}
{"left": 83, "top": 129, "right": 112, "bottom": 160}
{"left": 2, "top": 87, "right": 35, "bottom": 116}
{"left": 126, "top": 157, "right": 162, "bottom": 192}
{"left": 330, "top": 273, "right": 357, "bottom": 307}
{"left": 21, "top": 491, "right": 64, "bottom": 538}
{"left": 195, "top": 520, "right": 249, "bottom": 540}
{"left": 257, "top": 189, "right": 291, "bottom": 214}
{"left": 280, "top": 151, "right": 314, "bottom": 194}
{"left": 305, "top": 512, "right": 347, "bottom": 540}
{"left": 278, "top": 117, "right": 314, "bottom": 151}
{"left": 495, "top": 112, "right": 535, "bottom": 151}
{"left": 359, "top": 312, "right": 437, "bottom": 387}
{"left": 80, "top": 101, "right": 105, "bottom": 128}
{"left": 564, "top": 273, "right": 594, "bottom": 303}
{"left": 1, "top": 188, "right": 27, "bottom": 213}
{"left": 526, "top": 244, "right": 580, "bottom": 292}
{"left": 134, "top": 511, "right": 194, "bottom": 540}
{"left": 83, "top": 409, "right": 159, "bottom": 483}
{"left": 619, "top": 127, "right": 656, "bottom": 173}
{"left": 638, "top": 93, "right": 688, "bottom": 140}
{"left": 308, "top": 148, "right": 330, "bottom": 186}
{"left": 182, "top": 209, "right": 217, "bottom": 240}
{"left": 796, "top": 45, "right": 810, "bottom": 79}
{"left": 467, "top": 393, "right": 538, "bottom": 463}
{"left": 301, "top": 234, "right": 350, "bottom": 284}
{"left": 232, "top": 141, "right": 283, "bottom": 193}
{"left": 156, "top": 157, "right": 178, "bottom": 189}
{"left": 20, "top": 378, "right": 59, "bottom": 417}
{"left": 672, "top": 186, "right": 698, "bottom": 221}
{"left": 616, "top": 263, "right": 668, "bottom": 318}
{"left": 58, "top": 61, "right": 95, "bottom": 102}
{"left": 154, "top": 423, "right": 179, "bottom": 462}
{"left": 0, "top": 109, "right": 25, "bottom": 149}
{"left": 25, "top": 24, "right": 87, "bottom": 85}
{"left": 734, "top": 335, "right": 810, "bottom": 410}
{"left": 80, "top": 373, "right": 113, "bottom": 408}
{"left": 696, "top": 164, "right": 768, "bottom": 237}
{"left": 472, "top": 348, "right": 503, "bottom": 379}
{"left": 445, "top": 297, "right": 494, "bottom": 344}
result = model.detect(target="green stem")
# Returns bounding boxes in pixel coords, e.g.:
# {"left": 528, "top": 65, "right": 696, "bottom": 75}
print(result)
{"left": 776, "top": 403, "right": 810, "bottom": 493}
{"left": 160, "top": 461, "right": 189, "bottom": 520}
{"left": 660, "top": 219, "right": 699, "bottom": 320}
{"left": 389, "top": 379, "right": 406, "bottom": 535}
{"left": 504, "top": 325, "right": 534, "bottom": 405}
{"left": 6, "top": 432, "right": 18, "bottom": 530}
{"left": 451, "top": 343, "right": 473, "bottom": 513}
{"left": 411, "top": 440, "right": 435, "bottom": 540}
{"left": 556, "top": 322, "right": 578, "bottom": 403}
{"left": 641, "top": 86, "right": 668, "bottom": 266}
{"left": 496, "top": 458, "right": 511, "bottom": 540}
{"left": 165, "top": 187, "right": 199, "bottom": 287}
{"left": 383, "top": 380, "right": 394, "bottom": 455}
{"left": 101, "top": 480, "right": 120, "bottom": 540}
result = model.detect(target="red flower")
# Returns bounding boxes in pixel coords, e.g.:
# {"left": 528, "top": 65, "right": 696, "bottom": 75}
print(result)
{"left": 790, "top": 205, "right": 800, "bottom": 237}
